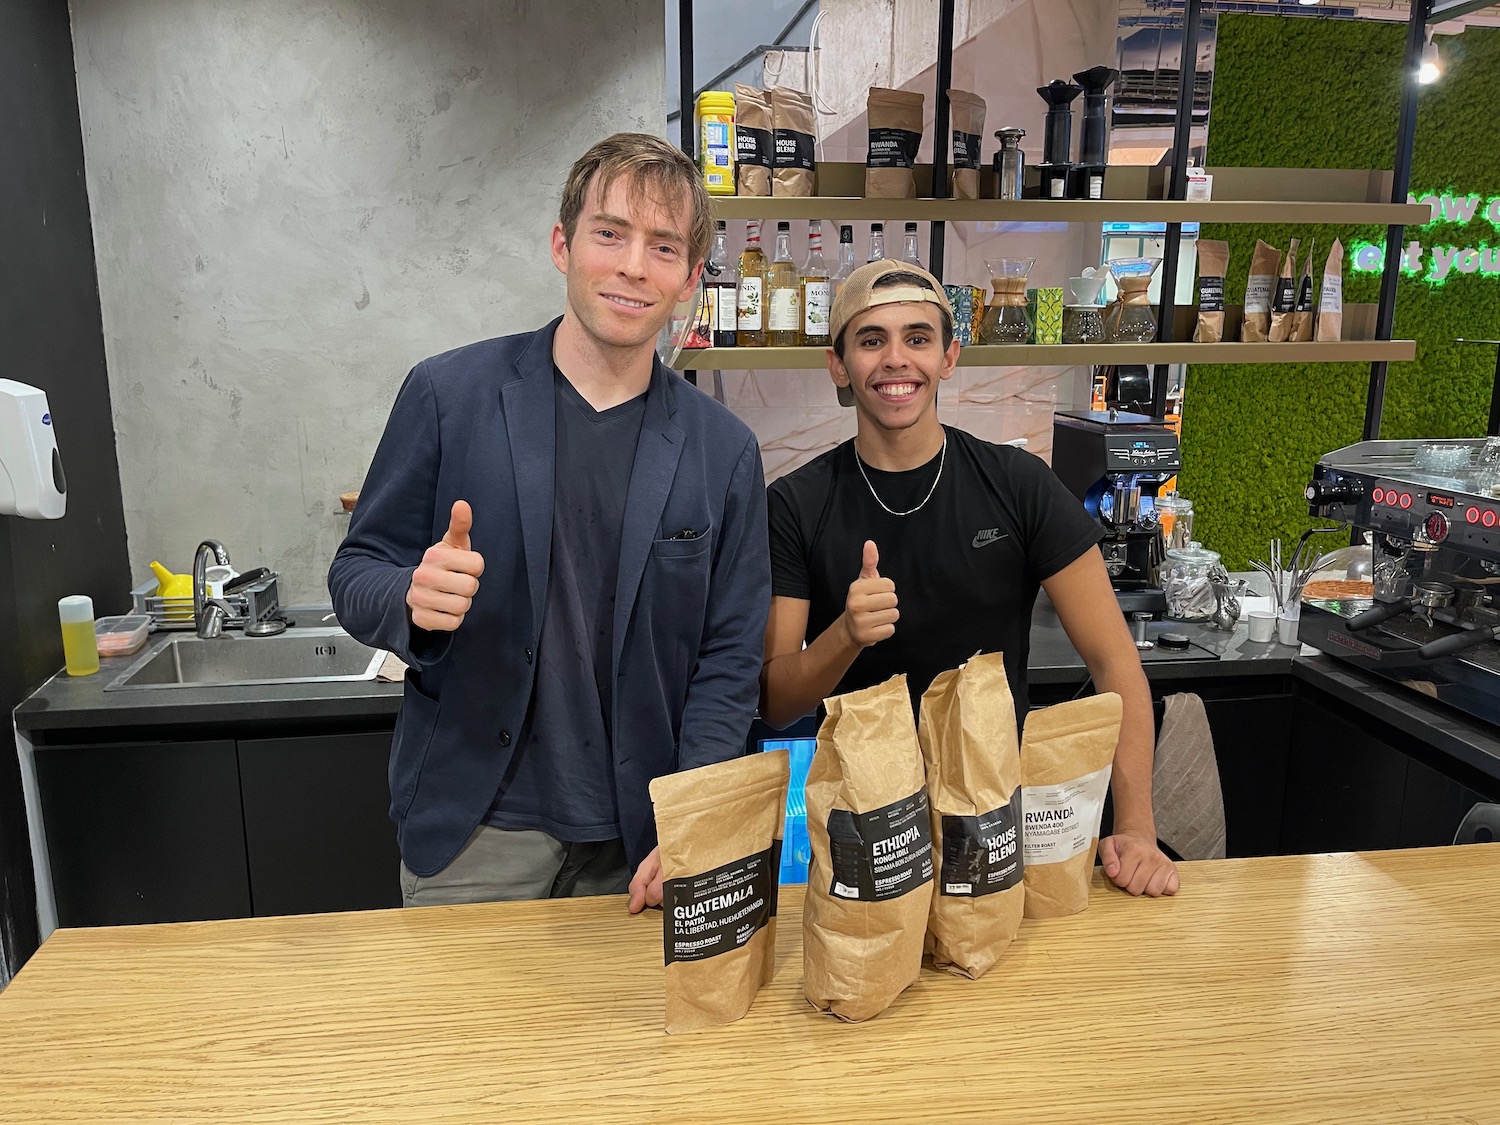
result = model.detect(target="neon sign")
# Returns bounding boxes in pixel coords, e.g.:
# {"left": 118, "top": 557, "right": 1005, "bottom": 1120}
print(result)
{"left": 1349, "top": 192, "right": 1500, "bottom": 285}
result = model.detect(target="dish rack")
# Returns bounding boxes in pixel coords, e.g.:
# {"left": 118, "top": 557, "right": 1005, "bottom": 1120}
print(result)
{"left": 130, "top": 574, "right": 280, "bottom": 632}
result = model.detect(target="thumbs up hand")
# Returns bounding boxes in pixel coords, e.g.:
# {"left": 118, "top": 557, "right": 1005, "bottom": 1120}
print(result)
{"left": 841, "top": 539, "right": 899, "bottom": 649}
{"left": 407, "top": 500, "right": 486, "bottom": 632}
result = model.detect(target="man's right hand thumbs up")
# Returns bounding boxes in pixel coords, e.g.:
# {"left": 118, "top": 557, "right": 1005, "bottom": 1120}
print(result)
{"left": 842, "top": 538, "right": 899, "bottom": 649}
{"left": 407, "top": 499, "right": 486, "bottom": 632}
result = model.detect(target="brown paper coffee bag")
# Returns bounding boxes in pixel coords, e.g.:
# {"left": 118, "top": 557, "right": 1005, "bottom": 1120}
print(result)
{"left": 1192, "top": 239, "right": 1230, "bottom": 343}
{"left": 734, "top": 84, "right": 773, "bottom": 197}
{"left": 1241, "top": 239, "right": 1281, "bottom": 342}
{"left": 1020, "top": 693, "right": 1122, "bottom": 919}
{"left": 948, "top": 89, "right": 986, "bottom": 200}
{"left": 865, "top": 87, "right": 924, "bottom": 199}
{"left": 771, "top": 86, "right": 816, "bottom": 197}
{"left": 652, "top": 750, "right": 790, "bottom": 1034}
{"left": 1269, "top": 238, "right": 1300, "bottom": 342}
{"left": 918, "top": 653, "right": 1024, "bottom": 980}
{"left": 1316, "top": 238, "right": 1345, "bottom": 342}
{"left": 805, "top": 675, "right": 934, "bottom": 1022}
{"left": 1292, "top": 239, "right": 1317, "bottom": 342}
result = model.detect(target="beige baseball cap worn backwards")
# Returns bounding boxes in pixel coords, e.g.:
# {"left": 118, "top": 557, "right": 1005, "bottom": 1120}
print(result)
{"left": 829, "top": 259, "right": 954, "bottom": 408}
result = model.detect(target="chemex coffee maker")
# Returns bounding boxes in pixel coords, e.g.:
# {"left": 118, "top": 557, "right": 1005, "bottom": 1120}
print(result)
{"left": 1052, "top": 409, "right": 1181, "bottom": 614}
{"left": 1302, "top": 437, "right": 1500, "bottom": 727}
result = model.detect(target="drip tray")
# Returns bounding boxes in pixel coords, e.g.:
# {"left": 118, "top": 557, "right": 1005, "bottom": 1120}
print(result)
{"left": 1138, "top": 636, "right": 1220, "bottom": 664}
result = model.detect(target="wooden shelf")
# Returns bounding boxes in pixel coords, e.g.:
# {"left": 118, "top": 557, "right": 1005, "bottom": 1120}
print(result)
{"left": 709, "top": 197, "right": 1429, "bottom": 226}
{"left": 681, "top": 340, "right": 1418, "bottom": 369}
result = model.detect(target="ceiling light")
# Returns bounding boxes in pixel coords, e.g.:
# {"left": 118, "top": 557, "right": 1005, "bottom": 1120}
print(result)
{"left": 1419, "top": 34, "right": 1441, "bottom": 84}
{"left": 1297, "top": 0, "right": 1320, "bottom": 6}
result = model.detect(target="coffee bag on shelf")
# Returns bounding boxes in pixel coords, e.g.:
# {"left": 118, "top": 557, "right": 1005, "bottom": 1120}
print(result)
{"left": 652, "top": 750, "right": 790, "bottom": 1034}
{"left": 804, "top": 675, "right": 934, "bottom": 1022}
{"left": 1241, "top": 239, "right": 1281, "bottom": 342}
{"left": 1316, "top": 239, "right": 1345, "bottom": 342}
{"left": 948, "top": 89, "right": 986, "bottom": 200}
{"left": 865, "top": 87, "right": 924, "bottom": 199}
{"left": 771, "top": 86, "right": 816, "bottom": 197}
{"left": 734, "top": 84, "right": 772, "bottom": 197}
{"left": 1269, "top": 238, "right": 1300, "bottom": 343}
{"left": 1192, "top": 239, "right": 1230, "bottom": 343}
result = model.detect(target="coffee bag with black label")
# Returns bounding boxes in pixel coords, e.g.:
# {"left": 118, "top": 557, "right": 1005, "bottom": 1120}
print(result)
{"left": 651, "top": 750, "right": 790, "bottom": 1034}
{"left": 1192, "top": 239, "right": 1230, "bottom": 343}
{"left": 771, "top": 86, "right": 816, "bottom": 197}
{"left": 805, "top": 674, "right": 934, "bottom": 1022}
{"left": 865, "top": 87, "right": 924, "bottom": 199}
{"left": 947, "top": 89, "right": 986, "bottom": 200}
{"left": 1241, "top": 239, "right": 1281, "bottom": 342}
{"left": 1292, "top": 238, "right": 1317, "bottom": 342}
{"left": 1269, "top": 237, "right": 1300, "bottom": 343}
{"left": 734, "top": 83, "right": 773, "bottom": 197}
{"left": 918, "top": 652, "right": 1025, "bottom": 980}
{"left": 1020, "top": 693, "right": 1122, "bottom": 919}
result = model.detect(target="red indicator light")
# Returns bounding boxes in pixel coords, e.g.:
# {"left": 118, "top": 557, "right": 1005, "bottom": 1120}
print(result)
{"left": 1468, "top": 507, "right": 1482, "bottom": 524}
{"left": 1484, "top": 511, "right": 1496, "bottom": 528}
{"left": 1400, "top": 493, "right": 1412, "bottom": 509}
{"left": 1373, "top": 487, "right": 1385, "bottom": 504}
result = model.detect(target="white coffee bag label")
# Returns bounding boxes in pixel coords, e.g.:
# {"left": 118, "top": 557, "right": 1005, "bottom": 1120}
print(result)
{"left": 1021, "top": 765, "right": 1113, "bottom": 865}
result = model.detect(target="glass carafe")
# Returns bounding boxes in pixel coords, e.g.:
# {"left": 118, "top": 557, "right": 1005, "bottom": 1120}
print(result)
{"left": 1104, "top": 257, "right": 1161, "bottom": 343}
{"left": 979, "top": 257, "right": 1035, "bottom": 344}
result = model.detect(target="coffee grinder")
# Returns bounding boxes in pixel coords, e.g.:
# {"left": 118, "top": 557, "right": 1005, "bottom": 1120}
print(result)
{"left": 1052, "top": 409, "right": 1181, "bottom": 614}
{"left": 1035, "top": 79, "right": 1082, "bottom": 200}
{"left": 1070, "top": 65, "right": 1119, "bottom": 200}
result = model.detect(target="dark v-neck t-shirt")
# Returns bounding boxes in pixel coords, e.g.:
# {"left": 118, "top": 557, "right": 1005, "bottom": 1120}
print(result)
{"left": 487, "top": 367, "right": 646, "bottom": 840}
{"left": 767, "top": 426, "right": 1102, "bottom": 728}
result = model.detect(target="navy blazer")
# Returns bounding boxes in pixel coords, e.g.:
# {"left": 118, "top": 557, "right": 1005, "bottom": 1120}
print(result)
{"left": 329, "top": 319, "right": 770, "bottom": 876}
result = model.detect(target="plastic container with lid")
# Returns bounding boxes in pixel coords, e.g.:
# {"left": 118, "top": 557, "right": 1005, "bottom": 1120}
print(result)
{"left": 95, "top": 613, "right": 152, "bottom": 658}
{"left": 59, "top": 595, "right": 100, "bottom": 676}
{"left": 696, "top": 91, "right": 736, "bottom": 196}
{"left": 1162, "top": 542, "right": 1221, "bottom": 622}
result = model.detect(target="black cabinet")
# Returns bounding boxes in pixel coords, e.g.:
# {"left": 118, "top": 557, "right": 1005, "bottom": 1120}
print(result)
{"left": 1201, "top": 695, "right": 1293, "bottom": 858}
{"left": 1280, "top": 695, "right": 1410, "bottom": 854}
{"left": 239, "top": 731, "right": 401, "bottom": 916}
{"left": 36, "top": 739, "right": 251, "bottom": 927}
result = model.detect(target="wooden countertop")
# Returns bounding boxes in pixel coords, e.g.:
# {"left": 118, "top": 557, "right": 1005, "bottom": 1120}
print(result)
{"left": 1, "top": 846, "right": 1496, "bottom": 1123}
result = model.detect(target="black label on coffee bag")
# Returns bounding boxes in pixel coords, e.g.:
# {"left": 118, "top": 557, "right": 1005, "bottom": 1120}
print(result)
{"left": 952, "top": 130, "right": 981, "bottom": 170}
{"left": 1295, "top": 274, "right": 1315, "bottom": 312}
{"left": 736, "top": 126, "right": 772, "bottom": 169}
{"left": 867, "top": 127, "right": 921, "bottom": 170}
{"left": 827, "top": 789, "right": 934, "bottom": 902}
{"left": 662, "top": 843, "right": 779, "bottom": 965}
{"left": 774, "top": 128, "right": 815, "bottom": 171}
{"left": 1272, "top": 276, "right": 1297, "bottom": 313}
{"left": 939, "top": 788, "right": 1024, "bottom": 897}
{"left": 1198, "top": 275, "right": 1225, "bottom": 312}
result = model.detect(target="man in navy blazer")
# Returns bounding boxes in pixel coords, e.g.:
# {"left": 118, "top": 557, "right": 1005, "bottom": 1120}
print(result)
{"left": 329, "top": 134, "right": 770, "bottom": 913}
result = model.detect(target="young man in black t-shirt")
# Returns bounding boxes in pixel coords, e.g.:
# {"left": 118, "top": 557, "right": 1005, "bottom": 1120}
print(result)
{"left": 761, "top": 260, "right": 1178, "bottom": 898}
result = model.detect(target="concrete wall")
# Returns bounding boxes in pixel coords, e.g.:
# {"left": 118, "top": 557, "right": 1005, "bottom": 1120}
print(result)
{"left": 70, "top": 0, "right": 666, "bottom": 603}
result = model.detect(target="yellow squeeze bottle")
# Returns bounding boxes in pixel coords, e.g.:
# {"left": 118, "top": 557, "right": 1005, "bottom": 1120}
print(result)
{"left": 696, "top": 91, "right": 736, "bottom": 195}
{"left": 59, "top": 595, "right": 100, "bottom": 677}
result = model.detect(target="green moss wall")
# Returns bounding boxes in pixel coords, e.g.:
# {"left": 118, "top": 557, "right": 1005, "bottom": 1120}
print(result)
{"left": 1180, "top": 15, "right": 1500, "bottom": 568}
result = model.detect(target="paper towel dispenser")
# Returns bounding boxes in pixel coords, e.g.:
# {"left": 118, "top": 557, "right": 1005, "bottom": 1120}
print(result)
{"left": 0, "top": 379, "right": 67, "bottom": 520}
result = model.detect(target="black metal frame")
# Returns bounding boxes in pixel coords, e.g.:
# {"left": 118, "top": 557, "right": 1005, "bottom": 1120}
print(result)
{"left": 675, "top": 0, "right": 1436, "bottom": 429}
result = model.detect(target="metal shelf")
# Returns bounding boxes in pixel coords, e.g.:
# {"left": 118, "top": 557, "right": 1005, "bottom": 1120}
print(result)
{"left": 682, "top": 340, "right": 1418, "bottom": 370}
{"left": 709, "top": 197, "right": 1429, "bottom": 226}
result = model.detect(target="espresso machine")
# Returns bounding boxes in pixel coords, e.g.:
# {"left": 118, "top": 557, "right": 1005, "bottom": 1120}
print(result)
{"left": 1302, "top": 438, "right": 1500, "bottom": 727}
{"left": 1052, "top": 409, "right": 1180, "bottom": 614}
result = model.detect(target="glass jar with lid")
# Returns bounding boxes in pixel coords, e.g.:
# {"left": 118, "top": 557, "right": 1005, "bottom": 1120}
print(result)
{"left": 1153, "top": 492, "right": 1194, "bottom": 550}
{"left": 1162, "top": 542, "right": 1220, "bottom": 622}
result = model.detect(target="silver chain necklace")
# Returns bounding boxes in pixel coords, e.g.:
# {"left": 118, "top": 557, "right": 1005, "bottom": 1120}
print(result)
{"left": 854, "top": 434, "right": 948, "bottom": 517}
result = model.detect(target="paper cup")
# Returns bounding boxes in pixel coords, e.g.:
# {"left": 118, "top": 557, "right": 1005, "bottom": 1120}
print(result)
{"left": 1276, "top": 605, "right": 1301, "bottom": 646}
{"left": 1247, "top": 610, "right": 1277, "bottom": 643}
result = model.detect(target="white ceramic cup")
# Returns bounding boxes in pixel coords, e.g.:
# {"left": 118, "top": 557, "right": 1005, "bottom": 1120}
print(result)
{"left": 1277, "top": 605, "right": 1301, "bottom": 646}
{"left": 204, "top": 564, "right": 238, "bottom": 599}
{"left": 1247, "top": 610, "right": 1277, "bottom": 643}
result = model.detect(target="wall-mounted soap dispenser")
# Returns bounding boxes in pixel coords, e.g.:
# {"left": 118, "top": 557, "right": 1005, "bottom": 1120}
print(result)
{"left": 0, "top": 379, "right": 67, "bottom": 520}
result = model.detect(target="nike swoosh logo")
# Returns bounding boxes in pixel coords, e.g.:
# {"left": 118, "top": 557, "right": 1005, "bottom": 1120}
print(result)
{"left": 972, "top": 530, "right": 1009, "bottom": 548}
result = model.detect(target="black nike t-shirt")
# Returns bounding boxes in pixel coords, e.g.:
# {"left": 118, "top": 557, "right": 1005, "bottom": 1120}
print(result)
{"left": 767, "top": 426, "right": 1102, "bottom": 728}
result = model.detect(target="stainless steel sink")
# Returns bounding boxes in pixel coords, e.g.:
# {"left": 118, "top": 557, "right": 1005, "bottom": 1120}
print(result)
{"left": 105, "top": 628, "right": 386, "bottom": 691}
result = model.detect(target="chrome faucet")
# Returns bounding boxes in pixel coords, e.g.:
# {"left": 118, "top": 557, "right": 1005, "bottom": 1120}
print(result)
{"left": 193, "top": 539, "right": 235, "bottom": 639}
